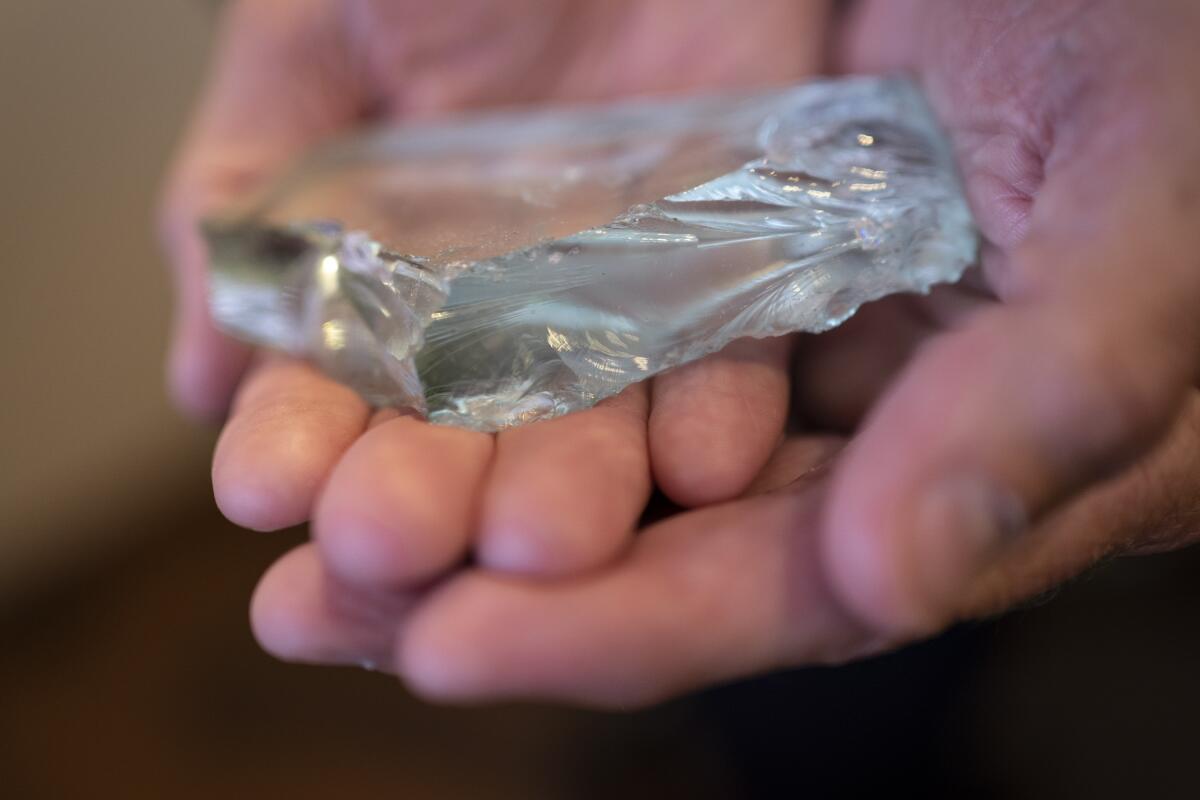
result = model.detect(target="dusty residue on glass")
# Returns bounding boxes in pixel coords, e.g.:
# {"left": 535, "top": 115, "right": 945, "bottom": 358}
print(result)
{"left": 205, "top": 76, "right": 977, "bottom": 431}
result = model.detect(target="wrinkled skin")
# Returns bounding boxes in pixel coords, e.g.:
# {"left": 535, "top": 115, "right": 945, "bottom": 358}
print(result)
{"left": 161, "top": 0, "right": 1200, "bottom": 706}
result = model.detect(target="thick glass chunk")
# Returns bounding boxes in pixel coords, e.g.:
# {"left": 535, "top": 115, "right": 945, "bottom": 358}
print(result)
{"left": 205, "top": 76, "right": 977, "bottom": 431}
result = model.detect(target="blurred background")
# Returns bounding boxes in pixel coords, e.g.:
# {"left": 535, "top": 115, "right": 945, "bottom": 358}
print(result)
{"left": 1, "top": 2, "right": 1197, "bottom": 797}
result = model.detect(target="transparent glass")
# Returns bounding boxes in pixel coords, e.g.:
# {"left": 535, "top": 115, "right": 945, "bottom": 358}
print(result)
{"left": 205, "top": 76, "right": 977, "bottom": 431}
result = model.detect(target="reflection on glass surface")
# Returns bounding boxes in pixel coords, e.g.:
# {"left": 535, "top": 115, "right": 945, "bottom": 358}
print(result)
{"left": 205, "top": 76, "right": 977, "bottom": 431}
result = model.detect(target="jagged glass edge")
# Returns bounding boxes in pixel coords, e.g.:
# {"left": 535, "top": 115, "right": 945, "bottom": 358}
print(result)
{"left": 204, "top": 77, "right": 979, "bottom": 431}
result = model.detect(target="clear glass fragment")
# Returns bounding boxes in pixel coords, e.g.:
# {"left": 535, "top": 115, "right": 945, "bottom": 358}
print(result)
{"left": 205, "top": 76, "right": 977, "bottom": 431}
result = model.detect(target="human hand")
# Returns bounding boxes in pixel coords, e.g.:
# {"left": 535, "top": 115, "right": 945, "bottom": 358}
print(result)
{"left": 243, "top": 0, "right": 1200, "bottom": 706}
{"left": 160, "top": 1, "right": 829, "bottom": 615}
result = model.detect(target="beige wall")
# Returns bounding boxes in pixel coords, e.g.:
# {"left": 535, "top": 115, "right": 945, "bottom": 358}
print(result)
{"left": 0, "top": 2, "right": 220, "bottom": 595}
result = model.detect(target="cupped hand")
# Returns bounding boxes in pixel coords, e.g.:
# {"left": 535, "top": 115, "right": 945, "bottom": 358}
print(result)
{"left": 162, "top": 2, "right": 829, "bottom": 592}
{"left": 244, "top": 0, "right": 1200, "bottom": 706}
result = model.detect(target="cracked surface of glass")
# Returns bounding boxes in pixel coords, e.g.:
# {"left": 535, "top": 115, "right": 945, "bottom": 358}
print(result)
{"left": 205, "top": 76, "right": 977, "bottom": 431}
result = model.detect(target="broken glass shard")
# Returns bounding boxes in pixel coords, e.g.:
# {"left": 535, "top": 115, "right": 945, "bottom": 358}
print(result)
{"left": 205, "top": 76, "right": 977, "bottom": 431}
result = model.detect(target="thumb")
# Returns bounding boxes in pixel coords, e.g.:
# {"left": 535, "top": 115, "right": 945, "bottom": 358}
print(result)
{"left": 822, "top": 140, "right": 1200, "bottom": 637}
{"left": 159, "top": 0, "right": 366, "bottom": 419}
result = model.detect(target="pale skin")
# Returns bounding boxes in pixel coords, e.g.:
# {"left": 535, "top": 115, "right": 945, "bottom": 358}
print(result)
{"left": 162, "top": 0, "right": 1200, "bottom": 706}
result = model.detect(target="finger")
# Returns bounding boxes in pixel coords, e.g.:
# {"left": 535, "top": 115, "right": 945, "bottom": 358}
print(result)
{"left": 159, "top": 0, "right": 365, "bottom": 419}
{"left": 793, "top": 284, "right": 992, "bottom": 431}
{"left": 396, "top": 437, "right": 872, "bottom": 708}
{"left": 649, "top": 336, "right": 793, "bottom": 507}
{"left": 212, "top": 357, "right": 369, "bottom": 531}
{"left": 313, "top": 416, "right": 493, "bottom": 589}
{"left": 741, "top": 435, "right": 844, "bottom": 496}
{"left": 823, "top": 149, "right": 1200, "bottom": 638}
{"left": 251, "top": 543, "right": 415, "bottom": 671}
{"left": 793, "top": 300, "right": 928, "bottom": 431}
{"left": 475, "top": 384, "right": 651, "bottom": 576}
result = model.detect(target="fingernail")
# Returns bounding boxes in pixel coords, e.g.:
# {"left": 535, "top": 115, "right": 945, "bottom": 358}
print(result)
{"left": 910, "top": 475, "right": 1026, "bottom": 625}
